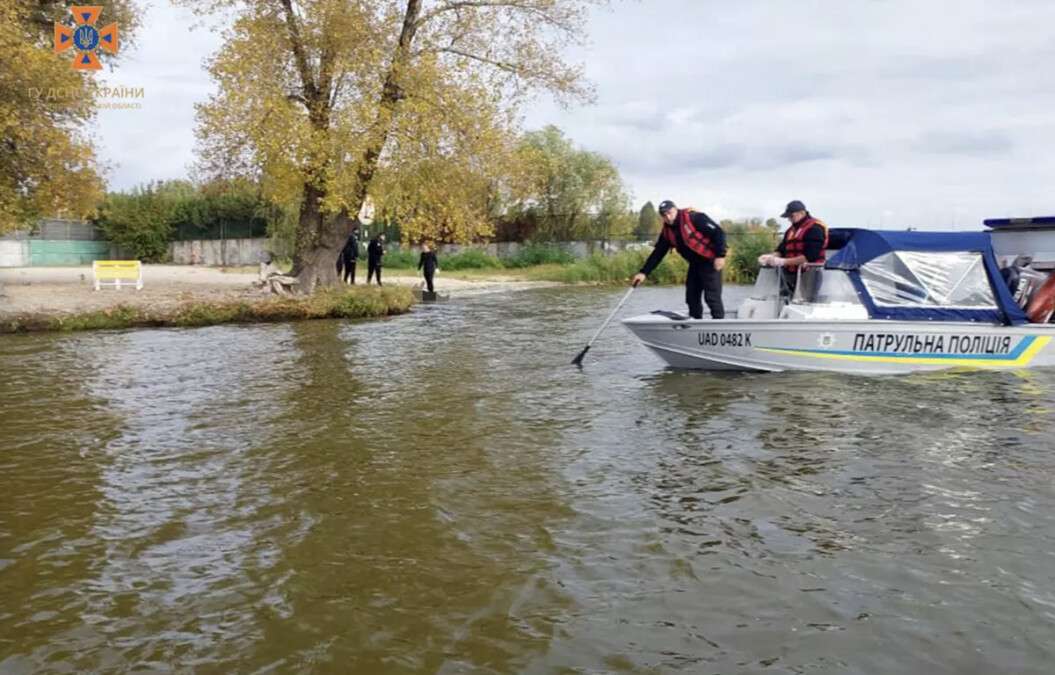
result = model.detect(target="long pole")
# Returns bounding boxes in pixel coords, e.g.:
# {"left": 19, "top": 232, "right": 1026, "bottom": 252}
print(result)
{"left": 571, "top": 286, "right": 636, "bottom": 366}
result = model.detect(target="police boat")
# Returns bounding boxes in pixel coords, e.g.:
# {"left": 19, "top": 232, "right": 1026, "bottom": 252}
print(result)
{"left": 622, "top": 217, "right": 1055, "bottom": 374}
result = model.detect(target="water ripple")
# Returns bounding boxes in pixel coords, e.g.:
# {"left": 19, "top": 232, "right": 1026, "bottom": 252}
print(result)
{"left": 3, "top": 288, "right": 1055, "bottom": 673}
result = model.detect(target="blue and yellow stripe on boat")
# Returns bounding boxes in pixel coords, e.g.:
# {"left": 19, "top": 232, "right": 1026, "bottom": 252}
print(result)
{"left": 757, "top": 335, "right": 1051, "bottom": 367}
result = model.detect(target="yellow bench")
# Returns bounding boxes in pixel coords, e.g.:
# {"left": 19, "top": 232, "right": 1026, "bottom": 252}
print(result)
{"left": 93, "top": 260, "right": 143, "bottom": 291}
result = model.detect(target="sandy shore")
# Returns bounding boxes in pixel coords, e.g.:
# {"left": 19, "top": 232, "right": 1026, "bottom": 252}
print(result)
{"left": 0, "top": 265, "right": 555, "bottom": 317}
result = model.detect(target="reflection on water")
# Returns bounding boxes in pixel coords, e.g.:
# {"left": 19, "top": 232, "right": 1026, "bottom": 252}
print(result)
{"left": 3, "top": 286, "right": 1055, "bottom": 673}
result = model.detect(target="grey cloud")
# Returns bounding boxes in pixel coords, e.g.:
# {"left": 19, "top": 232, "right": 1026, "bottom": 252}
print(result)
{"left": 611, "top": 140, "right": 872, "bottom": 176}
{"left": 916, "top": 130, "right": 1014, "bottom": 157}
{"left": 95, "top": 0, "right": 1055, "bottom": 228}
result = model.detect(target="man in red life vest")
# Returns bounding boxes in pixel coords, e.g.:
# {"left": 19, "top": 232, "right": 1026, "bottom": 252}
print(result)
{"left": 631, "top": 200, "right": 727, "bottom": 319}
{"left": 758, "top": 199, "right": 828, "bottom": 296}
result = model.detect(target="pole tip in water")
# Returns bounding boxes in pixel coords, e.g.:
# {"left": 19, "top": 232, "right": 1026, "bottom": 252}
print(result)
{"left": 571, "top": 345, "right": 590, "bottom": 366}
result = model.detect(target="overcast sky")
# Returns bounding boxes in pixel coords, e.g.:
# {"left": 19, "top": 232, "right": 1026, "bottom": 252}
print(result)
{"left": 96, "top": 0, "right": 1055, "bottom": 229}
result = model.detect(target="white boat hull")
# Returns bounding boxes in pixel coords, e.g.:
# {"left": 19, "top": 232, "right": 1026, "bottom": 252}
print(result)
{"left": 622, "top": 315, "right": 1055, "bottom": 374}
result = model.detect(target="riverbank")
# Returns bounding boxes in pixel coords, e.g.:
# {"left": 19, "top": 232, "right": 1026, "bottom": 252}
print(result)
{"left": 0, "top": 286, "right": 415, "bottom": 333}
{"left": 0, "top": 253, "right": 724, "bottom": 333}
{"left": 0, "top": 265, "right": 559, "bottom": 333}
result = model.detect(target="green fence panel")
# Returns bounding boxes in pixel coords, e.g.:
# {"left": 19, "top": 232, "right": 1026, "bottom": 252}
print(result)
{"left": 29, "top": 240, "right": 111, "bottom": 266}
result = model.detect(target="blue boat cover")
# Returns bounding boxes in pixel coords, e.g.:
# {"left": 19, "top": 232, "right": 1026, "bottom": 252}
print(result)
{"left": 984, "top": 216, "right": 1055, "bottom": 229}
{"left": 824, "top": 228, "right": 1027, "bottom": 325}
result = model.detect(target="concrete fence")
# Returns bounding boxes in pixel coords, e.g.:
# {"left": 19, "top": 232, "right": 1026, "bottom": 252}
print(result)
{"left": 0, "top": 238, "right": 29, "bottom": 267}
{"left": 1, "top": 232, "right": 648, "bottom": 268}
{"left": 1, "top": 239, "right": 118, "bottom": 267}
{"left": 172, "top": 238, "right": 647, "bottom": 265}
{"left": 168, "top": 238, "right": 270, "bottom": 266}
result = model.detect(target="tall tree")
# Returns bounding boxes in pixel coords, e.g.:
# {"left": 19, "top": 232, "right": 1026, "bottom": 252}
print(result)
{"left": 636, "top": 200, "right": 659, "bottom": 240}
{"left": 180, "top": 0, "right": 598, "bottom": 291}
{"left": 506, "top": 125, "right": 629, "bottom": 241}
{"left": 0, "top": 1, "right": 140, "bottom": 232}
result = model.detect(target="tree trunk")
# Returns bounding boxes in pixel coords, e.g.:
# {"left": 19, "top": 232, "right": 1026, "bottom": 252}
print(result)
{"left": 291, "top": 183, "right": 346, "bottom": 292}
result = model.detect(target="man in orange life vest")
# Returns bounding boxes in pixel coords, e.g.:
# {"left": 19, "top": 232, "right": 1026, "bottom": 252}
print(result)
{"left": 631, "top": 200, "right": 727, "bottom": 319}
{"left": 758, "top": 199, "right": 828, "bottom": 296}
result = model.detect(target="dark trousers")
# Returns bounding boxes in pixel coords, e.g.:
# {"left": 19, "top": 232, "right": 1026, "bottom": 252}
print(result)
{"left": 367, "top": 261, "right": 382, "bottom": 286}
{"left": 686, "top": 263, "right": 724, "bottom": 319}
{"left": 424, "top": 268, "right": 435, "bottom": 293}
{"left": 342, "top": 259, "right": 356, "bottom": 284}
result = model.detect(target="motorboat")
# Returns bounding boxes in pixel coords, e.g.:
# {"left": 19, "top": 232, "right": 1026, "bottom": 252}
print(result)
{"left": 622, "top": 217, "right": 1055, "bottom": 374}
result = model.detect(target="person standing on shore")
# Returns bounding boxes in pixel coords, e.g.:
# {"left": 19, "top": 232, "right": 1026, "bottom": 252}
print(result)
{"left": 337, "top": 227, "right": 360, "bottom": 284}
{"left": 367, "top": 233, "right": 385, "bottom": 286}
{"left": 631, "top": 200, "right": 727, "bottom": 319}
{"left": 418, "top": 243, "right": 439, "bottom": 293}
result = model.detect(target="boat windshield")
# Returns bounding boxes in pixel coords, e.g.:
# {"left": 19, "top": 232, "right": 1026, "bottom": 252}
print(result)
{"left": 795, "top": 268, "right": 860, "bottom": 305}
{"left": 858, "top": 251, "right": 997, "bottom": 309}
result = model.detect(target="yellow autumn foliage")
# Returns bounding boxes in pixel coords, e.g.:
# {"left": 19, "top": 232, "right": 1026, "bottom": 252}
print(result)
{"left": 178, "top": 0, "right": 598, "bottom": 287}
{"left": 0, "top": 1, "right": 140, "bottom": 233}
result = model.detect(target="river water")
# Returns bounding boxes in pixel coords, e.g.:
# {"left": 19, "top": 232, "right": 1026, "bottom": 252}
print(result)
{"left": 2, "top": 286, "right": 1055, "bottom": 674}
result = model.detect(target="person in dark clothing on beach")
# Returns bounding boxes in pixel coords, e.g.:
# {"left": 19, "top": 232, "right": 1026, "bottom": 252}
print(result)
{"left": 337, "top": 228, "right": 360, "bottom": 284}
{"left": 367, "top": 234, "right": 385, "bottom": 286}
{"left": 631, "top": 200, "right": 727, "bottom": 319}
{"left": 418, "top": 243, "right": 439, "bottom": 293}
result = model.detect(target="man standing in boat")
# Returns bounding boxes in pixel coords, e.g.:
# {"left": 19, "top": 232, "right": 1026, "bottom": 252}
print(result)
{"left": 758, "top": 199, "right": 828, "bottom": 296}
{"left": 631, "top": 200, "right": 727, "bottom": 319}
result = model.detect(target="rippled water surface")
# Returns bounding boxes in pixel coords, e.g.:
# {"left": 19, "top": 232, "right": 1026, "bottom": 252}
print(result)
{"left": 3, "top": 286, "right": 1055, "bottom": 674}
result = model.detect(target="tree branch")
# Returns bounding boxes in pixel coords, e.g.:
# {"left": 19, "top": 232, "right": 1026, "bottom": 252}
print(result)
{"left": 433, "top": 47, "right": 518, "bottom": 74}
{"left": 416, "top": 0, "right": 572, "bottom": 31}
{"left": 278, "top": 0, "right": 320, "bottom": 115}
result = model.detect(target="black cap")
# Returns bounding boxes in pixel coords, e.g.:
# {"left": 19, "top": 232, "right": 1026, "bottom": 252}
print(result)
{"left": 658, "top": 200, "right": 677, "bottom": 214}
{"left": 781, "top": 200, "right": 807, "bottom": 218}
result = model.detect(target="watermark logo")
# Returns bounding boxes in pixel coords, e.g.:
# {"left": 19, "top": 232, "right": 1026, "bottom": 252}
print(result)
{"left": 54, "top": 5, "right": 118, "bottom": 71}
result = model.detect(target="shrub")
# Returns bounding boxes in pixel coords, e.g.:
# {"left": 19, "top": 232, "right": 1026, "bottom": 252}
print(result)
{"left": 523, "top": 242, "right": 777, "bottom": 286}
{"left": 526, "top": 249, "right": 685, "bottom": 284}
{"left": 726, "top": 231, "right": 777, "bottom": 284}
{"left": 504, "top": 243, "right": 575, "bottom": 268}
{"left": 382, "top": 249, "right": 418, "bottom": 269}
{"left": 94, "top": 187, "right": 175, "bottom": 261}
{"left": 440, "top": 249, "right": 504, "bottom": 270}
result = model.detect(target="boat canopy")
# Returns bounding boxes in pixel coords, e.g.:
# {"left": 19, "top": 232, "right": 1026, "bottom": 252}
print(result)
{"left": 825, "top": 228, "right": 1027, "bottom": 325}
{"left": 984, "top": 216, "right": 1055, "bottom": 230}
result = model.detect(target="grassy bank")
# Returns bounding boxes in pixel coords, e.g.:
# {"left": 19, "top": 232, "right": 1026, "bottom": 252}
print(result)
{"left": 0, "top": 286, "right": 414, "bottom": 334}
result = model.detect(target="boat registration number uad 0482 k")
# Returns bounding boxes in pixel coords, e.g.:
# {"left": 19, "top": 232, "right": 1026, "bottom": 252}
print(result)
{"left": 698, "top": 331, "right": 752, "bottom": 347}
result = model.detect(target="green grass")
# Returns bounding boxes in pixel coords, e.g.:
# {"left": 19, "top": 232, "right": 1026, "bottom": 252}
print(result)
{"left": 0, "top": 286, "right": 414, "bottom": 334}
{"left": 386, "top": 243, "right": 570, "bottom": 271}
{"left": 503, "top": 243, "right": 576, "bottom": 268}
{"left": 726, "top": 231, "right": 777, "bottom": 285}
{"left": 517, "top": 244, "right": 768, "bottom": 286}
{"left": 385, "top": 248, "right": 506, "bottom": 270}
{"left": 439, "top": 249, "right": 505, "bottom": 270}
{"left": 518, "top": 249, "right": 684, "bottom": 285}
{"left": 383, "top": 250, "right": 418, "bottom": 269}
